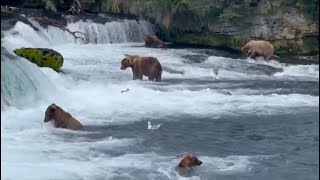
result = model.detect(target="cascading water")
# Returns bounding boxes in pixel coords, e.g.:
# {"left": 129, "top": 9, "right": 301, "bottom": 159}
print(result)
{"left": 66, "top": 19, "right": 154, "bottom": 44}
{"left": 1, "top": 16, "right": 154, "bottom": 109}
{"left": 1, "top": 16, "right": 155, "bottom": 111}
{"left": 24, "top": 17, "right": 154, "bottom": 45}
{"left": 1, "top": 47, "right": 55, "bottom": 110}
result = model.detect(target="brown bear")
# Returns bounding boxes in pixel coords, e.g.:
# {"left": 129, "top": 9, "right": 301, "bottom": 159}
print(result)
{"left": 241, "top": 40, "right": 279, "bottom": 61}
{"left": 176, "top": 153, "right": 202, "bottom": 173}
{"left": 44, "top": 103, "right": 83, "bottom": 130}
{"left": 120, "top": 55, "right": 162, "bottom": 82}
{"left": 144, "top": 35, "right": 167, "bottom": 48}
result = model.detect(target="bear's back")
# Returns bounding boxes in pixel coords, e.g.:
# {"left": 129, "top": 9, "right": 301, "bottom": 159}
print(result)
{"left": 138, "top": 56, "right": 162, "bottom": 75}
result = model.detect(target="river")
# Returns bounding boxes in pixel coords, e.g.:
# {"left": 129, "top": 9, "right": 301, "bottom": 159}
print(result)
{"left": 1, "top": 18, "right": 319, "bottom": 180}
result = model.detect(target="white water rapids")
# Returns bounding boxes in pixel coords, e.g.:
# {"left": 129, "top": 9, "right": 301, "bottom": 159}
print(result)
{"left": 1, "top": 18, "right": 319, "bottom": 180}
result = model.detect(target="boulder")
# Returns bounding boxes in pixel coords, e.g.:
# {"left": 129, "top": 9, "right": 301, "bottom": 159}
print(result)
{"left": 13, "top": 48, "right": 63, "bottom": 70}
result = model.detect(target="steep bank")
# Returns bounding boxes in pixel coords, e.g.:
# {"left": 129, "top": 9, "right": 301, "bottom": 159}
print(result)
{"left": 2, "top": 0, "right": 319, "bottom": 55}
{"left": 98, "top": 0, "right": 319, "bottom": 56}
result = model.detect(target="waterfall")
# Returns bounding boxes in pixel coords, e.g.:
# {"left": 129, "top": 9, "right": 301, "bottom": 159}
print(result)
{"left": 67, "top": 19, "right": 154, "bottom": 44}
{"left": 1, "top": 16, "right": 155, "bottom": 109}
{"left": 21, "top": 17, "right": 154, "bottom": 45}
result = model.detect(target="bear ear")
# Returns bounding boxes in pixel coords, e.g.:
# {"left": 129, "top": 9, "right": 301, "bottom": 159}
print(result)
{"left": 50, "top": 104, "right": 57, "bottom": 111}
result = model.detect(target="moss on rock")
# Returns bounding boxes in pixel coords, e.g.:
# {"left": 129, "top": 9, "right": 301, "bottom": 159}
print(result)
{"left": 270, "top": 35, "right": 319, "bottom": 55}
{"left": 13, "top": 48, "right": 63, "bottom": 70}
{"left": 166, "top": 32, "right": 246, "bottom": 52}
{"left": 166, "top": 31, "right": 318, "bottom": 55}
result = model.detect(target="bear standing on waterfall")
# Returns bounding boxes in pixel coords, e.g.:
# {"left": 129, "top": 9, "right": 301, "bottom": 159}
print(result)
{"left": 120, "top": 55, "right": 162, "bottom": 82}
{"left": 144, "top": 35, "right": 167, "bottom": 48}
{"left": 44, "top": 103, "right": 83, "bottom": 130}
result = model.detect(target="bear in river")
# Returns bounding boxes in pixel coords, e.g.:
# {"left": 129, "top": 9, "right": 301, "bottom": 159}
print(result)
{"left": 120, "top": 55, "right": 162, "bottom": 82}
{"left": 144, "top": 35, "right": 166, "bottom": 48}
{"left": 176, "top": 153, "right": 203, "bottom": 174}
{"left": 44, "top": 103, "right": 83, "bottom": 130}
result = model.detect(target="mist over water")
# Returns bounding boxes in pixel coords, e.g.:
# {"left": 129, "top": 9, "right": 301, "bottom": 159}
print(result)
{"left": 1, "top": 18, "right": 319, "bottom": 180}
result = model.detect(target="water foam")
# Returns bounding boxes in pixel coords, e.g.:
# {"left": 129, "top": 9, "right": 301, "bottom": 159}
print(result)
{"left": 3, "top": 16, "right": 153, "bottom": 49}
{"left": 67, "top": 19, "right": 153, "bottom": 44}
{"left": 1, "top": 52, "right": 55, "bottom": 109}
{"left": 1, "top": 20, "right": 319, "bottom": 180}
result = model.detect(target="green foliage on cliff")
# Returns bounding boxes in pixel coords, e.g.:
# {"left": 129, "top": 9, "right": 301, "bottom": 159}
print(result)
{"left": 4, "top": 0, "right": 319, "bottom": 55}
{"left": 101, "top": 0, "right": 123, "bottom": 13}
{"left": 96, "top": 0, "right": 190, "bottom": 29}
{"left": 282, "top": 0, "right": 319, "bottom": 19}
{"left": 206, "top": 6, "right": 222, "bottom": 22}
{"left": 17, "top": 0, "right": 77, "bottom": 10}
{"left": 166, "top": 32, "right": 244, "bottom": 51}
{"left": 40, "top": 0, "right": 95, "bottom": 11}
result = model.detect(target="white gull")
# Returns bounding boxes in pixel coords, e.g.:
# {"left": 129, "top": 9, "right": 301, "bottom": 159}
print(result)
{"left": 148, "top": 121, "right": 161, "bottom": 130}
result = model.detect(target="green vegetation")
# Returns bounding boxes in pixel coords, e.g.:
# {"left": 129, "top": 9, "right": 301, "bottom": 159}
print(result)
{"left": 13, "top": 48, "right": 64, "bottom": 70}
{"left": 166, "top": 32, "right": 244, "bottom": 52}
{"left": 281, "top": 0, "right": 319, "bottom": 19}
{"left": 206, "top": 6, "right": 223, "bottom": 23}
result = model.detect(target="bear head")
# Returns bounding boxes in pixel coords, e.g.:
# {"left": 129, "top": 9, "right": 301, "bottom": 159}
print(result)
{"left": 144, "top": 35, "right": 166, "bottom": 48}
{"left": 120, "top": 57, "right": 133, "bottom": 70}
{"left": 178, "top": 153, "right": 202, "bottom": 168}
{"left": 241, "top": 43, "right": 251, "bottom": 54}
{"left": 44, "top": 103, "right": 57, "bottom": 122}
{"left": 144, "top": 35, "right": 154, "bottom": 43}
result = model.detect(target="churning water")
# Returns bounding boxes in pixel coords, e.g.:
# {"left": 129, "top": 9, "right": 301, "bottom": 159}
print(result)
{"left": 1, "top": 18, "right": 319, "bottom": 180}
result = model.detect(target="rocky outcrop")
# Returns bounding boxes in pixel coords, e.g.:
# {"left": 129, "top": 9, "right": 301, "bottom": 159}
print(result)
{"left": 95, "top": 0, "right": 319, "bottom": 55}
{"left": 13, "top": 48, "right": 64, "bottom": 70}
{"left": 1, "top": 0, "right": 318, "bottom": 55}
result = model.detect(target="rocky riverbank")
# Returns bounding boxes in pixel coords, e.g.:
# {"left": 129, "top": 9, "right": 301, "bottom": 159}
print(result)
{"left": 105, "top": 0, "right": 319, "bottom": 56}
{"left": 1, "top": 0, "right": 319, "bottom": 56}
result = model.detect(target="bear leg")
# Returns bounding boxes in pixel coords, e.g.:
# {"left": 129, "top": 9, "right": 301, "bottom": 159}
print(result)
{"left": 137, "top": 74, "right": 143, "bottom": 80}
{"left": 156, "top": 73, "right": 162, "bottom": 82}
{"left": 132, "top": 73, "right": 138, "bottom": 80}
{"left": 148, "top": 76, "right": 155, "bottom": 81}
{"left": 265, "top": 55, "right": 271, "bottom": 61}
